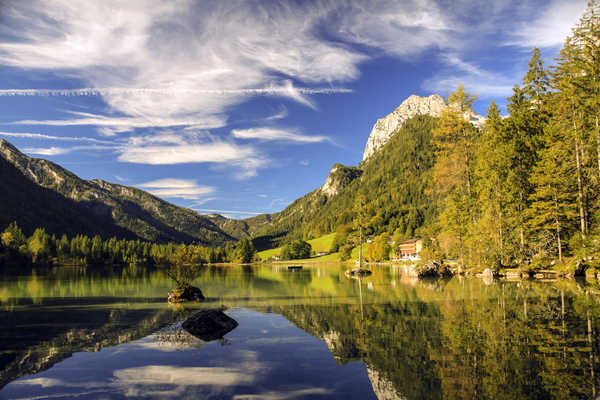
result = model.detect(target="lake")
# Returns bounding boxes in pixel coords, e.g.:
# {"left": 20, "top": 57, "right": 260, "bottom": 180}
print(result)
{"left": 0, "top": 263, "right": 599, "bottom": 399}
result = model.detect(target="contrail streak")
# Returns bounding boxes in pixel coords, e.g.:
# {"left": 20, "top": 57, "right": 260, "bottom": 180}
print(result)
{"left": 0, "top": 87, "right": 353, "bottom": 96}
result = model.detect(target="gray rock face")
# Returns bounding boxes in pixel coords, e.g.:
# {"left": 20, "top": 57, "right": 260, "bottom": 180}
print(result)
{"left": 182, "top": 309, "right": 238, "bottom": 341}
{"left": 367, "top": 367, "right": 406, "bottom": 400}
{"left": 320, "top": 164, "right": 362, "bottom": 197}
{"left": 320, "top": 165, "right": 342, "bottom": 197}
{"left": 362, "top": 95, "right": 446, "bottom": 161}
{"left": 362, "top": 94, "right": 485, "bottom": 162}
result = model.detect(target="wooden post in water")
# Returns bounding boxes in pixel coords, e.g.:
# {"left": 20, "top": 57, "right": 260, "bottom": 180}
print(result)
{"left": 561, "top": 289, "right": 566, "bottom": 362}
{"left": 358, "top": 276, "right": 364, "bottom": 320}
{"left": 359, "top": 226, "right": 363, "bottom": 270}
{"left": 587, "top": 291, "right": 596, "bottom": 398}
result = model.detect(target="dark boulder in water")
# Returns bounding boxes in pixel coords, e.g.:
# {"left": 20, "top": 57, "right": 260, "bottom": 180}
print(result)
{"left": 412, "top": 261, "right": 453, "bottom": 278}
{"left": 167, "top": 284, "right": 205, "bottom": 303}
{"left": 182, "top": 309, "right": 238, "bottom": 341}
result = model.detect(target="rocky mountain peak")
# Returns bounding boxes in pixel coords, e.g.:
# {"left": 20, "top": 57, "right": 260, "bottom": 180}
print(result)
{"left": 0, "top": 138, "right": 26, "bottom": 164}
{"left": 362, "top": 94, "right": 484, "bottom": 162}
{"left": 362, "top": 94, "right": 445, "bottom": 161}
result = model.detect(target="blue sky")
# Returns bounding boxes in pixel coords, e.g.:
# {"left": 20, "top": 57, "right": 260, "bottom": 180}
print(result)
{"left": 0, "top": 0, "right": 587, "bottom": 219}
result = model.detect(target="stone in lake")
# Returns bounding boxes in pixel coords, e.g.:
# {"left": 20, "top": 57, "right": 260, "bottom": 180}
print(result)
{"left": 413, "top": 261, "right": 453, "bottom": 278}
{"left": 182, "top": 309, "right": 238, "bottom": 341}
{"left": 345, "top": 268, "right": 372, "bottom": 277}
{"left": 167, "top": 284, "right": 205, "bottom": 303}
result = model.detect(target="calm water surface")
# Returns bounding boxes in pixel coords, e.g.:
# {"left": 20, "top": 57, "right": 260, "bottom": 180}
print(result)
{"left": 1, "top": 263, "right": 599, "bottom": 399}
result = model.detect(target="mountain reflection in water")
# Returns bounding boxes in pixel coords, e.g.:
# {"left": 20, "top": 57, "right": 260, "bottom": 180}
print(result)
{"left": 1, "top": 264, "right": 599, "bottom": 399}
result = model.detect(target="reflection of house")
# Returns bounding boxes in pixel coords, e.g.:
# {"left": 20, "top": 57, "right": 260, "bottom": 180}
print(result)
{"left": 396, "top": 238, "right": 423, "bottom": 261}
{"left": 316, "top": 252, "right": 330, "bottom": 257}
{"left": 272, "top": 255, "right": 280, "bottom": 261}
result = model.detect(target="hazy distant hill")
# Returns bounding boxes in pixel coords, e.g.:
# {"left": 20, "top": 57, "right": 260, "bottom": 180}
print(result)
{"left": 0, "top": 139, "right": 235, "bottom": 245}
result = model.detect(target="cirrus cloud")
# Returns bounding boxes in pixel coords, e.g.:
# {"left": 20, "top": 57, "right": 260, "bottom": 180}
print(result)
{"left": 232, "top": 127, "right": 331, "bottom": 144}
{"left": 137, "top": 178, "right": 215, "bottom": 200}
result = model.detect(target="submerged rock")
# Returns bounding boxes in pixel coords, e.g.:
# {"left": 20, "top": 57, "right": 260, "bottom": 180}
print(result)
{"left": 345, "top": 268, "right": 372, "bottom": 277}
{"left": 167, "top": 284, "right": 204, "bottom": 303}
{"left": 182, "top": 309, "right": 238, "bottom": 341}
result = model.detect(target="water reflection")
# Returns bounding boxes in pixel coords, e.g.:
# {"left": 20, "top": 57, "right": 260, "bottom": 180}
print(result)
{"left": 0, "top": 264, "right": 599, "bottom": 399}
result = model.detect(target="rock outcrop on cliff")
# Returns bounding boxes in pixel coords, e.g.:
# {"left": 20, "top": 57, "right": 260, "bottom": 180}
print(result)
{"left": 320, "top": 164, "right": 362, "bottom": 197}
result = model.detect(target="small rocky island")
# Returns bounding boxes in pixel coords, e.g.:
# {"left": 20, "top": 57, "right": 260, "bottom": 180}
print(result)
{"left": 167, "top": 284, "right": 205, "bottom": 303}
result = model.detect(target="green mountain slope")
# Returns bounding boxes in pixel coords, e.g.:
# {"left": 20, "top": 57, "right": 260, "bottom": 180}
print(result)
{"left": 248, "top": 115, "right": 438, "bottom": 246}
{"left": 0, "top": 139, "right": 235, "bottom": 245}
{"left": 0, "top": 157, "right": 134, "bottom": 238}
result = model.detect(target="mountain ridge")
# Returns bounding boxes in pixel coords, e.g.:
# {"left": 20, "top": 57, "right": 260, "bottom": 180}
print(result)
{"left": 0, "top": 139, "right": 236, "bottom": 245}
{"left": 1, "top": 92, "right": 466, "bottom": 248}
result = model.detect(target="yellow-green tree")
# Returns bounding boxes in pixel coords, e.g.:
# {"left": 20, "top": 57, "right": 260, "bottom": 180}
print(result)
{"left": 432, "top": 85, "right": 478, "bottom": 262}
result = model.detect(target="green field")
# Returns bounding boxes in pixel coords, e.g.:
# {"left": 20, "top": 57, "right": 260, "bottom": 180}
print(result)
{"left": 257, "top": 233, "right": 367, "bottom": 263}
{"left": 257, "top": 233, "right": 336, "bottom": 261}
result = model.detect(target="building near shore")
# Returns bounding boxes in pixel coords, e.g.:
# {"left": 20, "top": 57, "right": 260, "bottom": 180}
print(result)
{"left": 395, "top": 238, "right": 423, "bottom": 261}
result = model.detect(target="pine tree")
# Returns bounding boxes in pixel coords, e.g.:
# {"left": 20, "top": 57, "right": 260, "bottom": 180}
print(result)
{"left": 571, "top": 0, "right": 600, "bottom": 179}
{"left": 552, "top": 37, "right": 591, "bottom": 238}
{"left": 528, "top": 123, "right": 578, "bottom": 261}
{"left": 236, "top": 238, "right": 255, "bottom": 263}
{"left": 504, "top": 85, "right": 542, "bottom": 259}
{"left": 473, "top": 102, "right": 517, "bottom": 265}
{"left": 523, "top": 47, "right": 550, "bottom": 109}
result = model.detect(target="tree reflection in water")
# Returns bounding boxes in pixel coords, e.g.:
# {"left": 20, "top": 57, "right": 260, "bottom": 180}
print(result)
{"left": 1, "top": 264, "right": 600, "bottom": 399}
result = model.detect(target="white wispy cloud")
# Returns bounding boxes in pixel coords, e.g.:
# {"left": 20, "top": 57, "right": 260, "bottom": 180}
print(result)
{"left": 264, "top": 108, "right": 288, "bottom": 121}
{"left": 192, "top": 208, "right": 263, "bottom": 216}
{"left": 0, "top": 131, "right": 113, "bottom": 144}
{"left": 0, "top": 0, "right": 589, "bottom": 145}
{"left": 118, "top": 141, "right": 268, "bottom": 178}
{"left": 232, "top": 127, "right": 331, "bottom": 144}
{"left": 11, "top": 111, "right": 226, "bottom": 132}
{"left": 24, "top": 144, "right": 115, "bottom": 156}
{"left": 422, "top": 53, "right": 516, "bottom": 98}
{"left": 0, "top": 1, "right": 360, "bottom": 133}
{"left": 4, "top": 126, "right": 270, "bottom": 179}
{"left": 23, "top": 146, "right": 71, "bottom": 156}
{"left": 333, "top": 0, "right": 454, "bottom": 56}
{"left": 507, "top": 0, "right": 587, "bottom": 48}
{"left": 137, "top": 178, "right": 215, "bottom": 200}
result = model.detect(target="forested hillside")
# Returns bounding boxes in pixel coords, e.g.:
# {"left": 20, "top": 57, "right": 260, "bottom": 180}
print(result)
{"left": 0, "top": 157, "right": 133, "bottom": 239}
{"left": 247, "top": 115, "right": 438, "bottom": 247}
{"left": 252, "top": 2, "right": 600, "bottom": 269}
